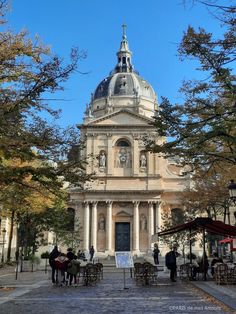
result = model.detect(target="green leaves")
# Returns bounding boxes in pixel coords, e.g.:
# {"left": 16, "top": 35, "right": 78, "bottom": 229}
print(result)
{"left": 147, "top": 3, "right": 236, "bottom": 170}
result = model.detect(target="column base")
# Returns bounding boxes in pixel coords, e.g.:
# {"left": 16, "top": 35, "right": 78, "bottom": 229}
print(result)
{"left": 132, "top": 250, "right": 141, "bottom": 258}
{"left": 105, "top": 250, "right": 114, "bottom": 257}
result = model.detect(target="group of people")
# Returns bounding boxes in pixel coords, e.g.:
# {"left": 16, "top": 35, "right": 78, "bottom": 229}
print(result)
{"left": 49, "top": 245, "right": 95, "bottom": 286}
{"left": 50, "top": 243, "right": 224, "bottom": 285}
{"left": 166, "top": 248, "right": 225, "bottom": 282}
{"left": 154, "top": 244, "right": 221, "bottom": 282}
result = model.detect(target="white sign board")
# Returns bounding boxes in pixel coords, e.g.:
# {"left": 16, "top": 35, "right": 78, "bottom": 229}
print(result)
{"left": 115, "top": 251, "right": 134, "bottom": 268}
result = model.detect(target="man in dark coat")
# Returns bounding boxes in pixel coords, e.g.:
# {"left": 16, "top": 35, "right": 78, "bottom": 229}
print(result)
{"left": 153, "top": 243, "right": 160, "bottom": 265}
{"left": 89, "top": 245, "right": 95, "bottom": 262}
{"left": 165, "top": 246, "right": 179, "bottom": 282}
{"left": 49, "top": 246, "right": 60, "bottom": 284}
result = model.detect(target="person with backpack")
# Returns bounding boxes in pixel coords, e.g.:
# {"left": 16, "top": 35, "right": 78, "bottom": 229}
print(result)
{"left": 67, "top": 255, "right": 81, "bottom": 286}
{"left": 165, "top": 246, "right": 179, "bottom": 282}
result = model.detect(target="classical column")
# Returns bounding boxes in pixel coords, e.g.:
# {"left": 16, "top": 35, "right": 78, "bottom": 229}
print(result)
{"left": 133, "top": 201, "right": 140, "bottom": 252}
{"left": 91, "top": 201, "right": 98, "bottom": 251}
{"left": 148, "top": 202, "right": 154, "bottom": 248}
{"left": 83, "top": 202, "right": 90, "bottom": 251}
{"left": 106, "top": 201, "right": 113, "bottom": 253}
{"left": 156, "top": 202, "right": 161, "bottom": 234}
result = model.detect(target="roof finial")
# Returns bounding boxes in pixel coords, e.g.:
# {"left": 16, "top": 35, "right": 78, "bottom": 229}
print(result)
{"left": 122, "top": 23, "right": 127, "bottom": 40}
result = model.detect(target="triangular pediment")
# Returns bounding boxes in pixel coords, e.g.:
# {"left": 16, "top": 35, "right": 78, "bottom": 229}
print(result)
{"left": 116, "top": 210, "right": 132, "bottom": 217}
{"left": 86, "top": 109, "right": 153, "bottom": 126}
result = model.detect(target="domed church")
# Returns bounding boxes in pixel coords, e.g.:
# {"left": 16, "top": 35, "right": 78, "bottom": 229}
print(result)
{"left": 69, "top": 26, "right": 189, "bottom": 257}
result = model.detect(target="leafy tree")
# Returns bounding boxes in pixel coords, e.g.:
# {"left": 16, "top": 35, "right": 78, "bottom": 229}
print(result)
{"left": 0, "top": 1, "right": 90, "bottom": 194}
{"left": 0, "top": 1, "right": 91, "bottom": 259}
{"left": 160, "top": 208, "right": 196, "bottom": 259}
{"left": 37, "top": 200, "right": 82, "bottom": 249}
{"left": 181, "top": 164, "right": 236, "bottom": 222}
{"left": 179, "top": 164, "right": 236, "bottom": 254}
{"left": 16, "top": 199, "right": 81, "bottom": 258}
{"left": 146, "top": 1, "right": 236, "bottom": 170}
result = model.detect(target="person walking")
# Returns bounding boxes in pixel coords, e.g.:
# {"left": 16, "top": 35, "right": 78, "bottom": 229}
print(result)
{"left": 165, "top": 246, "right": 179, "bottom": 282}
{"left": 49, "top": 246, "right": 60, "bottom": 284}
{"left": 89, "top": 245, "right": 95, "bottom": 262}
{"left": 153, "top": 244, "right": 160, "bottom": 265}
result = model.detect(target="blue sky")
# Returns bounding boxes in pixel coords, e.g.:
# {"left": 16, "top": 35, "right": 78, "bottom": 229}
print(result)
{"left": 7, "top": 0, "right": 227, "bottom": 127}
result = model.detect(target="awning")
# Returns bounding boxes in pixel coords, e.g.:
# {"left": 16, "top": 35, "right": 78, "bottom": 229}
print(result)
{"left": 158, "top": 217, "right": 236, "bottom": 237}
{"left": 219, "top": 238, "right": 233, "bottom": 244}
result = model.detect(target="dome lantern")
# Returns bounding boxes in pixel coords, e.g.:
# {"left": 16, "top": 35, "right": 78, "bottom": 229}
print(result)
{"left": 115, "top": 24, "right": 133, "bottom": 73}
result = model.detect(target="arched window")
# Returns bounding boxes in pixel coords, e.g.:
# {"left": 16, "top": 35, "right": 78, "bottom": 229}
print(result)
{"left": 66, "top": 208, "right": 75, "bottom": 231}
{"left": 116, "top": 139, "right": 130, "bottom": 147}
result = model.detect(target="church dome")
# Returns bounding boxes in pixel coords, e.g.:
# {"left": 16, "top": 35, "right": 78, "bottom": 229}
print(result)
{"left": 94, "top": 72, "right": 155, "bottom": 101}
{"left": 84, "top": 25, "right": 157, "bottom": 121}
{"left": 93, "top": 25, "right": 156, "bottom": 102}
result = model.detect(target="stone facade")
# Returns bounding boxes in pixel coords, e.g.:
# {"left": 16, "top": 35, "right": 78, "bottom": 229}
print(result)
{"left": 69, "top": 27, "right": 190, "bottom": 257}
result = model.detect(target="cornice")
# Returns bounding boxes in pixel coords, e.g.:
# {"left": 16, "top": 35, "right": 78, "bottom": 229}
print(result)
{"left": 70, "top": 189, "right": 163, "bottom": 195}
{"left": 78, "top": 124, "right": 155, "bottom": 129}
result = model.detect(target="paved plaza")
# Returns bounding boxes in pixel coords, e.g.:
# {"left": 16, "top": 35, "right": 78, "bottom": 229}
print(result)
{"left": 0, "top": 264, "right": 235, "bottom": 314}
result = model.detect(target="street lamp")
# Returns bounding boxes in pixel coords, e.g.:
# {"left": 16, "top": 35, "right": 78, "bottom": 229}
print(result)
{"left": 228, "top": 179, "right": 236, "bottom": 205}
{"left": 1, "top": 228, "right": 6, "bottom": 263}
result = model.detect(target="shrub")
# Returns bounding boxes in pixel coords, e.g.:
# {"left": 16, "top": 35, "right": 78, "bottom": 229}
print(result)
{"left": 41, "top": 251, "right": 50, "bottom": 259}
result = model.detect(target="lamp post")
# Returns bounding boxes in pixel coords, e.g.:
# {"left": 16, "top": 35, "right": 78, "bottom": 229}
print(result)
{"left": 1, "top": 228, "right": 6, "bottom": 263}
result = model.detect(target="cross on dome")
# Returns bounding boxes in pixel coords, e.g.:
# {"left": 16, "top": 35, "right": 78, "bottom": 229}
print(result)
{"left": 122, "top": 23, "right": 127, "bottom": 40}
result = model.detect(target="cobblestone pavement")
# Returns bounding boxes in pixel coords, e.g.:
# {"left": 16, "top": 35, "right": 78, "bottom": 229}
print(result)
{"left": 0, "top": 267, "right": 233, "bottom": 314}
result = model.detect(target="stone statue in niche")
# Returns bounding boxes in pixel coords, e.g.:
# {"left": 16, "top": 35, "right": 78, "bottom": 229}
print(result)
{"left": 117, "top": 147, "right": 131, "bottom": 168}
{"left": 99, "top": 215, "right": 105, "bottom": 231}
{"left": 99, "top": 151, "right": 106, "bottom": 167}
{"left": 140, "top": 214, "right": 147, "bottom": 231}
{"left": 140, "top": 153, "right": 147, "bottom": 167}
{"left": 115, "top": 148, "right": 131, "bottom": 168}
{"left": 118, "top": 148, "right": 127, "bottom": 166}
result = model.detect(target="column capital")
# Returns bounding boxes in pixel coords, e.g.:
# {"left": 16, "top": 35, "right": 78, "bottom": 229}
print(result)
{"left": 148, "top": 202, "right": 154, "bottom": 210}
{"left": 133, "top": 201, "right": 140, "bottom": 207}
{"left": 106, "top": 200, "right": 113, "bottom": 205}
{"left": 92, "top": 201, "right": 98, "bottom": 207}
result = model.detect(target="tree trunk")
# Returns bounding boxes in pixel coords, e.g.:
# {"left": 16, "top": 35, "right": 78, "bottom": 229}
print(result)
{"left": 7, "top": 210, "right": 15, "bottom": 262}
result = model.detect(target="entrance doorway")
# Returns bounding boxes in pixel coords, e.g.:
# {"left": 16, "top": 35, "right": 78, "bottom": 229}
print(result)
{"left": 115, "top": 222, "right": 130, "bottom": 251}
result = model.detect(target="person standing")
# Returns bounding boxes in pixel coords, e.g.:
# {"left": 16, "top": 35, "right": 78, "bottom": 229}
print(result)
{"left": 49, "top": 246, "right": 60, "bottom": 284}
{"left": 66, "top": 248, "right": 75, "bottom": 284}
{"left": 54, "top": 253, "right": 69, "bottom": 286}
{"left": 89, "top": 245, "right": 95, "bottom": 262}
{"left": 67, "top": 255, "right": 80, "bottom": 286}
{"left": 153, "top": 244, "right": 160, "bottom": 265}
{"left": 165, "top": 246, "right": 179, "bottom": 282}
{"left": 211, "top": 253, "right": 223, "bottom": 277}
